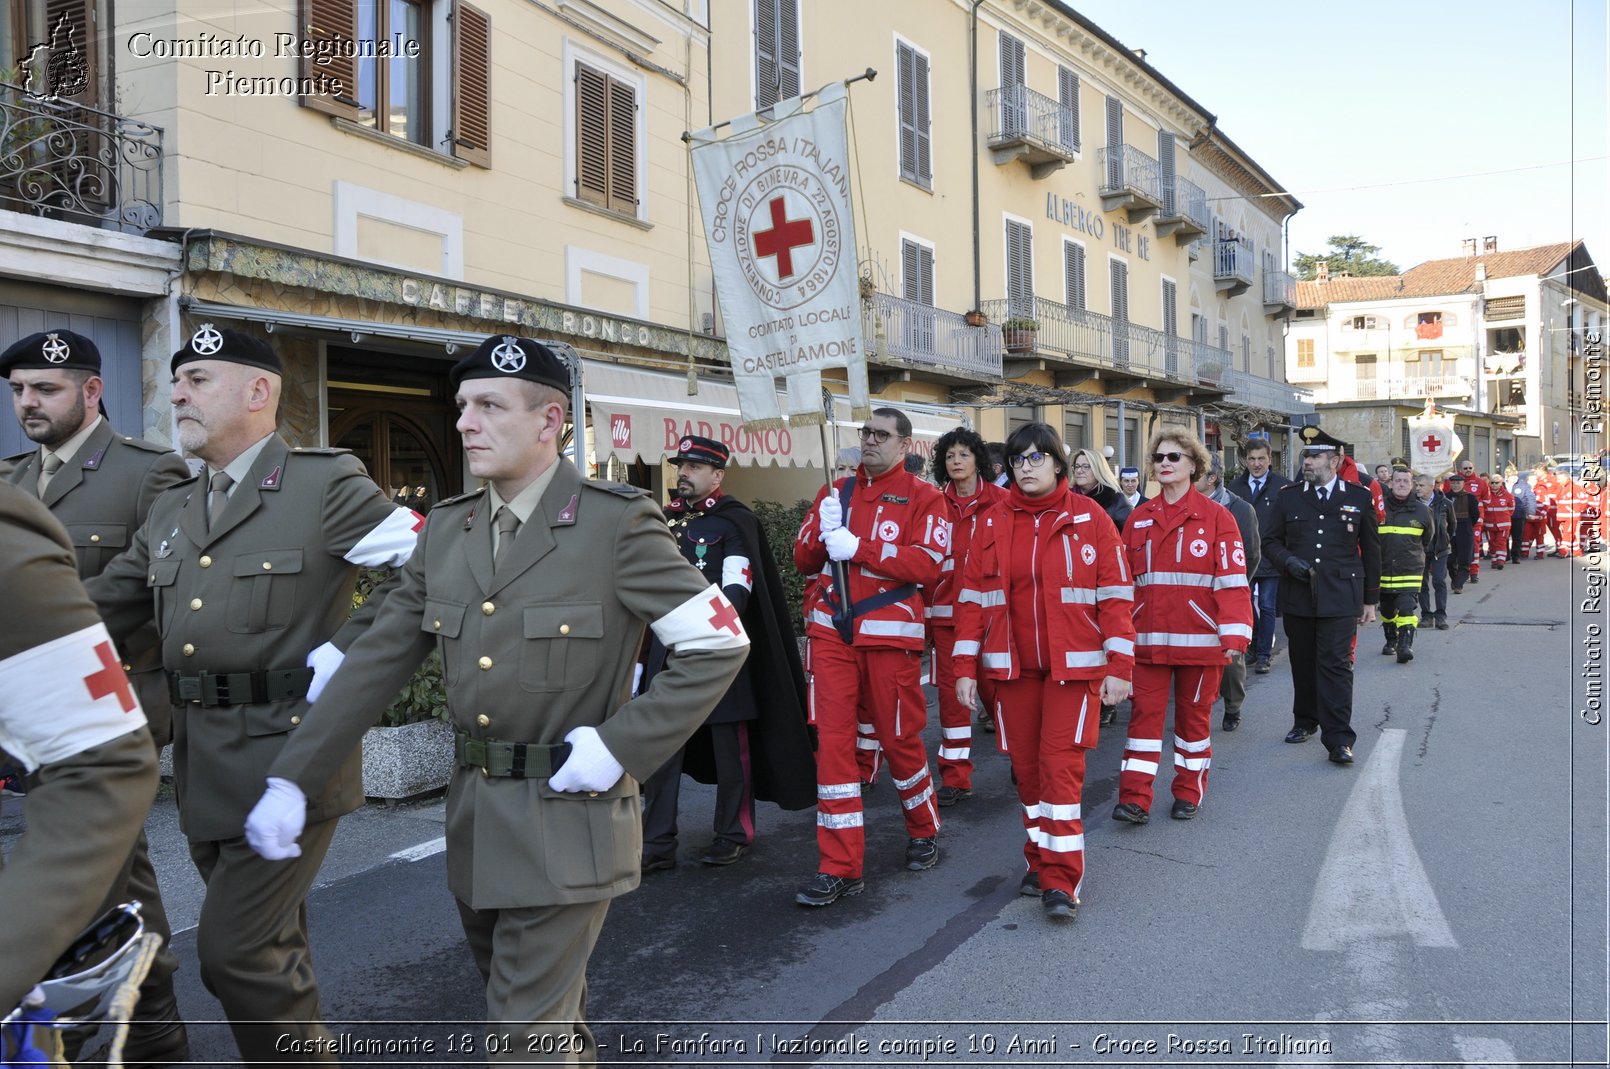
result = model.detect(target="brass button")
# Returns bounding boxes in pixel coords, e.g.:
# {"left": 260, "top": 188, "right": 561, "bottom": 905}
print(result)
{"left": 290, "top": 715, "right": 302, "bottom": 726}
{"left": 433, "top": 619, "right": 442, "bottom": 630}
{"left": 480, "top": 767, "right": 489, "bottom": 779}
{"left": 559, "top": 623, "right": 571, "bottom": 636}
{"left": 122, "top": 662, "right": 132, "bottom": 672}
{"left": 476, "top": 714, "right": 490, "bottom": 727}
{"left": 481, "top": 601, "right": 495, "bottom": 616}
{"left": 262, "top": 561, "right": 273, "bottom": 571}
{"left": 182, "top": 643, "right": 195, "bottom": 656}
{"left": 90, "top": 534, "right": 101, "bottom": 543}
{"left": 589, "top": 790, "right": 599, "bottom": 797}
{"left": 190, "top": 598, "right": 203, "bottom": 610}
{"left": 148, "top": 574, "right": 155, "bottom": 582}
{"left": 199, "top": 555, "right": 212, "bottom": 568}
{"left": 478, "top": 656, "right": 493, "bottom": 670}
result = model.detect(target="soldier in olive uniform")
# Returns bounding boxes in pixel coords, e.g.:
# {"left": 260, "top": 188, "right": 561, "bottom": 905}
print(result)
{"left": 2, "top": 328, "right": 192, "bottom": 1063}
{"left": 1261, "top": 425, "right": 1381, "bottom": 765}
{"left": 248, "top": 336, "right": 749, "bottom": 1063}
{"left": 0, "top": 481, "right": 158, "bottom": 1016}
{"left": 84, "top": 325, "right": 422, "bottom": 1063}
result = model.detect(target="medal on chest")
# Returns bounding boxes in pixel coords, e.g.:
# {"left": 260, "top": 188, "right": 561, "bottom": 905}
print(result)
{"left": 693, "top": 535, "right": 709, "bottom": 570}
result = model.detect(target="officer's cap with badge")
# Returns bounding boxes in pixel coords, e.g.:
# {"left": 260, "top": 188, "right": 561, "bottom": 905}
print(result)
{"left": 0, "top": 329, "right": 101, "bottom": 377}
{"left": 1299, "top": 425, "right": 1347, "bottom": 454}
{"left": 171, "top": 323, "right": 281, "bottom": 375}
{"left": 449, "top": 335, "right": 570, "bottom": 393}
{"left": 669, "top": 435, "right": 730, "bottom": 469}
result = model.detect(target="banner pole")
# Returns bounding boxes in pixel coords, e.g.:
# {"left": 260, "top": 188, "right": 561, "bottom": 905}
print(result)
{"left": 819, "top": 387, "right": 852, "bottom": 633}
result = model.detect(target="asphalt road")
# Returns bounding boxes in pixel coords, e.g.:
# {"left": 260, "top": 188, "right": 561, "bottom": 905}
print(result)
{"left": 6, "top": 551, "right": 1604, "bottom": 1068}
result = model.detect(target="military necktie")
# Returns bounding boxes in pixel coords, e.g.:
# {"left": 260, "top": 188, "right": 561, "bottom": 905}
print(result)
{"left": 493, "top": 506, "right": 521, "bottom": 572}
{"left": 207, "top": 470, "right": 234, "bottom": 529}
{"left": 1317, "top": 486, "right": 1328, "bottom": 504}
{"left": 36, "top": 453, "right": 63, "bottom": 496}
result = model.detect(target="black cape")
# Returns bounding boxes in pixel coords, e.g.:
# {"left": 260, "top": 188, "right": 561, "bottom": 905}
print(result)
{"left": 680, "top": 495, "right": 816, "bottom": 810}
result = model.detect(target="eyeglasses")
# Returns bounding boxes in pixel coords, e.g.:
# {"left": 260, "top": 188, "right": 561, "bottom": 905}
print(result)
{"left": 1010, "top": 451, "right": 1051, "bottom": 469}
{"left": 1151, "top": 451, "right": 1185, "bottom": 464}
{"left": 858, "top": 427, "right": 895, "bottom": 444}
{"left": 1072, "top": 461, "right": 1092, "bottom": 471}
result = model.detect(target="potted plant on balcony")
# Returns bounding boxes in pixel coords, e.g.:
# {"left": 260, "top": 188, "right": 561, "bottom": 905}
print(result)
{"left": 964, "top": 309, "right": 988, "bottom": 328}
{"left": 1003, "top": 315, "right": 1039, "bottom": 354}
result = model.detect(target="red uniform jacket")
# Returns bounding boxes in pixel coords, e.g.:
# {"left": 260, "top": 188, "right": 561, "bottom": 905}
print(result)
{"left": 794, "top": 464, "right": 948, "bottom": 651}
{"left": 951, "top": 485, "right": 1135, "bottom": 683}
{"left": 927, "top": 479, "right": 1008, "bottom": 627}
{"left": 1483, "top": 483, "right": 1515, "bottom": 525}
{"left": 1122, "top": 487, "right": 1254, "bottom": 665}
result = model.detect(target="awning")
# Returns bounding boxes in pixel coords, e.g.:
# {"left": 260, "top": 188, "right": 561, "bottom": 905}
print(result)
{"left": 584, "top": 360, "right": 968, "bottom": 468}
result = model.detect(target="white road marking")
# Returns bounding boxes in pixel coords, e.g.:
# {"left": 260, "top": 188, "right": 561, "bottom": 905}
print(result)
{"left": 389, "top": 836, "right": 446, "bottom": 862}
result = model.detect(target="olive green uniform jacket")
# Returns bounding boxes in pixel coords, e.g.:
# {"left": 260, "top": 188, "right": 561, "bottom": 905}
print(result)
{"left": 6, "top": 421, "right": 191, "bottom": 745}
{"left": 0, "top": 482, "right": 157, "bottom": 1010}
{"left": 271, "top": 460, "right": 749, "bottom": 909}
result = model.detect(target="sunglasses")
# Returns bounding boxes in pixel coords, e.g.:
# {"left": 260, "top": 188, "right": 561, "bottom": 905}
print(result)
{"left": 1010, "top": 451, "right": 1051, "bottom": 469}
{"left": 858, "top": 427, "right": 895, "bottom": 444}
{"left": 1151, "top": 451, "right": 1185, "bottom": 464}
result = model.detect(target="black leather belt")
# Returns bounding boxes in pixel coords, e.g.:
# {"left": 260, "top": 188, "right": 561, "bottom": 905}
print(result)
{"left": 170, "top": 668, "right": 314, "bottom": 707}
{"left": 454, "top": 729, "right": 572, "bottom": 779}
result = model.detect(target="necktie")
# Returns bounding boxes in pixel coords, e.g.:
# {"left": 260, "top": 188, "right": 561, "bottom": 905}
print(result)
{"left": 37, "top": 453, "right": 63, "bottom": 495}
{"left": 1251, "top": 478, "right": 1263, "bottom": 498}
{"left": 207, "top": 470, "right": 234, "bottom": 529}
{"left": 1317, "top": 486, "right": 1328, "bottom": 504}
{"left": 493, "top": 506, "right": 521, "bottom": 572}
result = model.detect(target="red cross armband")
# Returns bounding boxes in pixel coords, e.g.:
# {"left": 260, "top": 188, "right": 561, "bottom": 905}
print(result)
{"left": 0, "top": 623, "right": 147, "bottom": 774}
{"left": 650, "top": 584, "right": 751, "bottom": 653}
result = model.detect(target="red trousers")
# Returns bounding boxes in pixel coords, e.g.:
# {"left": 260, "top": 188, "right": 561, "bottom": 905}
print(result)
{"left": 931, "top": 626, "right": 974, "bottom": 789}
{"left": 1120, "top": 662, "right": 1222, "bottom": 810}
{"left": 809, "top": 640, "right": 939, "bottom": 878}
{"left": 990, "top": 672, "right": 1097, "bottom": 899}
{"left": 1522, "top": 516, "right": 1548, "bottom": 558}
{"left": 1486, "top": 519, "right": 1511, "bottom": 564}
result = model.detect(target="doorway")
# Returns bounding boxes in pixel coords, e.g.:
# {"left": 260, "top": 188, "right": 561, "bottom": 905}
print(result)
{"left": 326, "top": 347, "right": 461, "bottom": 510}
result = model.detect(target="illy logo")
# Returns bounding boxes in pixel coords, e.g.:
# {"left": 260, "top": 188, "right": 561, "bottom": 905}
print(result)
{"left": 610, "top": 414, "right": 632, "bottom": 448}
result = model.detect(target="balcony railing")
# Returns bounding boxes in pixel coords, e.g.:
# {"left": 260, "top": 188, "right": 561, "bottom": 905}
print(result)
{"left": 1219, "top": 367, "right": 1316, "bottom": 415}
{"left": 1214, "top": 238, "right": 1254, "bottom": 295}
{"left": 862, "top": 292, "right": 1002, "bottom": 378}
{"left": 1262, "top": 268, "right": 1296, "bottom": 316}
{"left": 985, "top": 84, "right": 1076, "bottom": 178}
{"left": 0, "top": 83, "right": 163, "bottom": 232}
{"left": 1098, "top": 144, "right": 1162, "bottom": 221}
{"left": 1156, "top": 174, "right": 1209, "bottom": 242}
{"left": 1352, "top": 375, "right": 1473, "bottom": 401}
{"left": 981, "top": 296, "right": 1228, "bottom": 387}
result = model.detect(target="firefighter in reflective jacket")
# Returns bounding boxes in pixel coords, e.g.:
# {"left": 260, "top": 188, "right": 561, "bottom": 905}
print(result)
{"left": 1378, "top": 466, "right": 1434, "bottom": 663}
{"left": 791, "top": 407, "right": 949, "bottom": 907}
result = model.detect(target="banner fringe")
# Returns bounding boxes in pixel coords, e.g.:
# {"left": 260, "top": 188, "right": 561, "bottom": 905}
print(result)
{"left": 744, "top": 416, "right": 787, "bottom": 432}
{"left": 851, "top": 405, "right": 872, "bottom": 422}
{"left": 789, "top": 411, "right": 827, "bottom": 427}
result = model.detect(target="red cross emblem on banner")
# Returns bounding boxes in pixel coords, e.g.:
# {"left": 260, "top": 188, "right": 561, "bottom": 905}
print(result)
{"left": 84, "top": 641, "right": 136, "bottom": 712}
{"left": 1421, "top": 434, "right": 1442, "bottom": 452}
{"left": 752, "top": 197, "right": 815, "bottom": 281}
{"left": 706, "top": 596, "right": 742, "bottom": 636}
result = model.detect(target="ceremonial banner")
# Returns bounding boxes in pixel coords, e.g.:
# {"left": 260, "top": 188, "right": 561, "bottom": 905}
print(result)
{"left": 1406, "top": 400, "right": 1461, "bottom": 475}
{"left": 690, "top": 82, "right": 869, "bottom": 428}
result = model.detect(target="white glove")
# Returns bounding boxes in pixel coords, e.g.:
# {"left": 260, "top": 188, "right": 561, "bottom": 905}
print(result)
{"left": 818, "top": 495, "right": 843, "bottom": 533}
{"left": 245, "top": 777, "right": 307, "bottom": 860}
{"left": 824, "top": 527, "right": 860, "bottom": 562}
{"left": 548, "top": 726, "right": 624, "bottom": 793}
{"left": 305, "top": 641, "right": 345, "bottom": 703}
{"left": 631, "top": 663, "right": 645, "bottom": 697}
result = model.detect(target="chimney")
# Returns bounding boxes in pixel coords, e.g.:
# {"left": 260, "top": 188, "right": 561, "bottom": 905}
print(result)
{"left": 1483, "top": 235, "right": 1498, "bottom": 253}
{"left": 1475, "top": 263, "right": 1487, "bottom": 283}
{"left": 1315, "top": 262, "right": 1329, "bottom": 282}
{"left": 1132, "top": 48, "right": 1147, "bottom": 61}
{"left": 1461, "top": 238, "right": 1477, "bottom": 256}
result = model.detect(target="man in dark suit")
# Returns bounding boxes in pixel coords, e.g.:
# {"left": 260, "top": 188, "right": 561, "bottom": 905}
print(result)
{"left": 1260, "top": 426, "right": 1380, "bottom": 765}
{"left": 2, "top": 328, "right": 192, "bottom": 1064}
{"left": 1228, "top": 436, "right": 1291, "bottom": 675}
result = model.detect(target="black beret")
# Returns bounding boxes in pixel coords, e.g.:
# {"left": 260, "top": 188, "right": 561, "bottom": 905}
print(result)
{"left": 0, "top": 329, "right": 101, "bottom": 376}
{"left": 449, "top": 335, "right": 569, "bottom": 394}
{"left": 171, "top": 323, "right": 281, "bottom": 375}
{"left": 669, "top": 435, "right": 730, "bottom": 469}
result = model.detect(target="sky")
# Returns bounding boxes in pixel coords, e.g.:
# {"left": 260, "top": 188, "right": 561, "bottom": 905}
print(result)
{"left": 1068, "top": 0, "right": 1609, "bottom": 273}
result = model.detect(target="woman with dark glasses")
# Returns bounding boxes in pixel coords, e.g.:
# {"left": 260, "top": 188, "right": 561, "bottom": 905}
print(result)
{"left": 1114, "top": 429, "right": 1253, "bottom": 825}
{"left": 952, "top": 423, "right": 1134, "bottom": 922}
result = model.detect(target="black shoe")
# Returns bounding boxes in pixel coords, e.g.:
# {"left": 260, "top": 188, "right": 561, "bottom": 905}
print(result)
{"left": 796, "top": 872, "right": 865, "bottom": 906}
{"left": 905, "top": 837, "right": 940, "bottom": 870}
{"left": 860, "top": 778, "right": 876, "bottom": 794}
{"left": 1222, "top": 712, "right": 1241, "bottom": 732}
{"left": 1170, "top": 799, "right": 1199, "bottom": 820}
{"left": 1436, "top": 618, "right": 1450, "bottom": 630}
{"left": 1452, "top": 586, "right": 1464, "bottom": 594}
{"left": 1397, "top": 645, "right": 1414, "bottom": 664}
{"left": 1254, "top": 658, "right": 1271, "bottom": 674}
{"left": 1493, "top": 561, "right": 1504, "bottom": 570}
{"left": 641, "top": 851, "right": 677, "bottom": 873}
{"left": 1468, "top": 575, "right": 1479, "bottom": 584}
{"left": 1019, "top": 870, "right": 1041, "bottom": 896}
{"left": 977, "top": 708, "right": 996, "bottom": 734}
{"left": 1285, "top": 726, "right": 1316, "bottom": 744}
{"left": 1099, "top": 704, "right": 1117, "bottom": 727}
{"left": 1112, "top": 802, "right": 1149, "bottom": 824}
{"left": 1042, "top": 888, "right": 1078, "bottom": 920}
{"left": 1381, "top": 640, "right": 1397, "bottom": 655}
{"left": 937, "top": 785, "right": 972, "bottom": 807}
{"left": 699, "top": 838, "right": 750, "bottom": 866}
{"left": 1328, "top": 746, "right": 1355, "bottom": 765}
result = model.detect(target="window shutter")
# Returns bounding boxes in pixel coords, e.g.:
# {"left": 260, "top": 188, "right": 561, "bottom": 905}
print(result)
{"left": 1104, "top": 96, "right": 1123, "bottom": 188}
{"left": 1006, "top": 220, "right": 1033, "bottom": 318}
{"left": 999, "top": 32, "right": 1023, "bottom": 86}
{"left": 299, "top": 0, "right": 360, "bottom": 119}
{"left": 1058, "top": 66, "right": 1080, "bottom": 152}
{"left": 1064, "top": 241, "right": 1086, "bottom": 312}
{"left": 897, "top": 44, "right": 917, "bottom": 182}
{"left": 606, "top": 78, "right": 637, "bottom": 214}
{"left": 575, "top": 64, "right": 610, "bottom": 207}
{"left": 912, "top": 49, "right": 931, "bottom": 185}
{"left": 1218, "top": 324, "right": 1229, "bottom": 351}
{"left": 42, "top": 0, "right": 100, "bottom": 108}
{"left": 917, "top": 246, "right": 934, "bottom": 305}
{"left": 754, "top": 0, "right": 778, "bottom": 109}
{"left": 777, "top": 0, "right": 801, "bottom": 101}
{"left": 1161, "top": 279, "right": 1177, "bottom": 337}
{"left": 1157, "top": 130, "right": 1175, "bottom": 213}
{"left": 451, "top": 0, "right": 491, "bottom": 167}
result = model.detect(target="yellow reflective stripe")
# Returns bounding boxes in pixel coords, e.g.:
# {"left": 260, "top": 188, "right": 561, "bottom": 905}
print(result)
{"left": 1379, "top": 525, "right": 1425, "bottom": 535}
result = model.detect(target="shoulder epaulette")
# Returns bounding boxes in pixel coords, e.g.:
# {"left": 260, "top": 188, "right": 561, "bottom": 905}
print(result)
{"left": 583, "top": 479, "right": 649, "bottom": 499}
{"left": 430, "top": 486, "right": 487, "bottom": 510}
{"left": 115, "top": 436, "right": 179, "bottom": 455}
{"left": 287, "top": 446, "right": 353, "bottom": 458}
{"left": 4, "top": 450, "right": 30, "bottom": 463}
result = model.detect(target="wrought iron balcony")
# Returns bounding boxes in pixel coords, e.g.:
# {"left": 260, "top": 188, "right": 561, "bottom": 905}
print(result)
{"left": 1155, "top": 174, "right": 1209, "bottom": 243}
{"left": 1214, "top": 237, "right": 1254, "bottom": 296}
{"left": 861, "top": 292, "right": 1002, "bottom": 380}
{"left": 0, "top": 83, "right": 163, "bottom": 232}
{"left": 1262, "top": 268, "right": 1296, "bottom": 318}
{"left": 1349, "top": 375, "right": 1473, "bottom": 402}
{"left": 986, "top": 84, "right": 1077, "bottom": 178}
{"left": 1218, "top": 367, "right": 1316, "bottom": 415}
{"left": 1098, "top": 144, "right": 1162, "bottom": 222}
